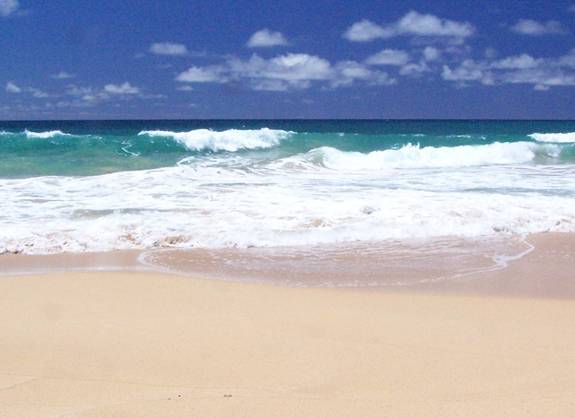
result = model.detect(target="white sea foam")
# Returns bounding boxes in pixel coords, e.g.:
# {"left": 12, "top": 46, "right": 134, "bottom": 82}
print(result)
{"left": 297, "top": 141, "right": 558, "bottom": 170}
{"left": 24, "top": 129, "right": 71, "bottom": 139}
{"left": 529, "top": 132, "right": 575, "bottom": 143}
{"left": 1, "top": 154, "right": 575, "bottom": 254}
{"left": 138, "top": 128, "right": 292, "bottom": 152}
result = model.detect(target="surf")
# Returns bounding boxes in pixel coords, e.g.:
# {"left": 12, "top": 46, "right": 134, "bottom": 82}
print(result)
{"left": 137, "top": 128, "right": 293, "bottom": 152}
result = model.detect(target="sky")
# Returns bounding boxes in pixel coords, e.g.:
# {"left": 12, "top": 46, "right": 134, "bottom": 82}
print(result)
{"left": 2, "top": 0, "right": 575, "bottom": 120}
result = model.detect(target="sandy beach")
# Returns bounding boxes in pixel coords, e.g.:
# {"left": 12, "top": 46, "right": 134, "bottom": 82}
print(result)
{"left": 4, "top": 2, "right": 575, "bottom": 416}
{"left": 1, "top": 234, "right": 575, "bottom": 418}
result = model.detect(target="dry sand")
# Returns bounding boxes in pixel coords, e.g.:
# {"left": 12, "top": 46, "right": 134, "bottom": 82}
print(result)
{"left": 1, "top": 268, "right": 575, "bottom": 417}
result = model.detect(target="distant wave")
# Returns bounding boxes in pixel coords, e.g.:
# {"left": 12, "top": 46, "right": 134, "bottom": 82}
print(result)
{"left": 24, "top": 129, "right": 72, "bottom": 139}
{"left": 529, "top": 132, "right": 575, "bottom": 143}
{"left": 138, "top": 128, "right": 292, "bottom": 152}
{"left": 296, "top": 142, "right": 559, "bottom": 170}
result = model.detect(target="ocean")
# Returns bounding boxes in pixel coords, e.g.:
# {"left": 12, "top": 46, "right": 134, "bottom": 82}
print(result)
{"left": 1, "top": 120, "right": 574, "bottom": 272}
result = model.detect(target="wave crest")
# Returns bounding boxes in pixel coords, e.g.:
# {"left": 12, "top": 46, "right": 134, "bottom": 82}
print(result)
{"left": 138, "top": 128, "right": 292, "bottom": 152}
{"left": 529, "top": 132, "right": 575, "bottom": 143}
{"left": 24, "top": 129, "right": 71, "bottom": 139}
{"left": 297, "top": 142, "right": 559, "bottom": 170}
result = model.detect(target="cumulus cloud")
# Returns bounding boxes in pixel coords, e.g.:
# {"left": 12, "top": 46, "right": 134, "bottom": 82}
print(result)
{"left": 103, "top": 82, "right": 141, "bottom": 95}
{"left": 150, "top": 42, "right": 189, "bottom": 56}
{"left": 5, "top": 81, "right": 21, "bottom": 93}
{"left": 343, "top": 19, "right": 393, "bottom": 42}
{"left": 176, "top": 53, "right": 395, "bottom": 91}
{"left": 510, "top": 19, "right": 567, "bottom": 36}
{"left": 397, "top": 11, "right": 475, "bottom": 37}
{"left": 51, "top": 71, "right": 75, "bottom": 80}
{"left": 0, "top": 0, "right": 19, "bottom": 17}
{"left": 246, "top": 29, "right": 289, "bottom": 48}
{"left": 228, "top": 54, "right": 333, "bottom": 84}
{"left": 344, "top": 11, "right": 475, "bottom": 42}
{"left": 365, "top": 49, "right": 410, "bottom": 66}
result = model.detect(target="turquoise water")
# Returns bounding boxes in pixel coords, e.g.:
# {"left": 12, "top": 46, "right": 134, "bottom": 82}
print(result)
{"left": 1, "top": 120, "right": 575, "bottom": 255}
{"left": 1, "top": 120, "right": 575, "bottom": 177}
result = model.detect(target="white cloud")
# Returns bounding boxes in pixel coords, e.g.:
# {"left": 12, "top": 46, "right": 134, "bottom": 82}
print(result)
{"left": 60, "top": 82, "right": 158, "bottom": 107}
{"left": 442, "top": 60, "right": 489, "bottom": 83}
{"left": 5, "top": 82, "right": 52, "bottom": 99}
{"left": 501, "top": 69, "right": 575, "bottom": 88}
{"left": 0, "top": 0, "right": 19, "bottom": 17}
{"left": 399, "top": 62, "right": 430, "bottom": 77}
{"left": 441, "top": 50, "right": 575, "bottom": 90}
{"left": 51, "top": 71, "right": 76, "bottom": 80}
{"left": 246, "top": 29, "right": 289, "bottom": 48}
{"left": 150, "top": 42, "right": 189, "bottom": 56}
{"left": 491, "top": 54, "right": 540, "bottom": 70}
{"left": 29, "top": 87, "right": 49, "bottom": 98}
{"left": 510, "top": 19, "right": 567, "bottom": 36}
{"left": 343, "top": 19, "right": 393, "bottom": 42}
{"left": 103, "top": 82, "right": 141, "bottom": 95}
{"left": 423, "top": 46, "right": 441, "bottom": 61}
{"left": 365, "top": 49, "right": 410, "bottom": 66}
{"left": 397, "top": 11, "right": 475, "bottom": 37}
{"left": 250, "top": 79, "right": 292, "bottom": 91}
{"left": 176, "top": 85, "right": 194, "bottom": 92}
{"left": 66, "top": 85, "right": 94, "bottom": 97}
{"left": 175, "top": 53, "right": 395, "bottom": 91}
{"left": 5, "top": 81, "right": 21, "bottom": 93}
{"left": 344, "top": 11, "right": 475, "bottom": 42}
{"left": 534, "top": 84, "right": 550, "bottom": 91}
{"left": 558, "top": 49, "right": 575, "bottom": 67}
{"left": 229, "top": 53, "right": 333, "bottom": 83}
{"left": 332, "top": 61, "right": 396, "bottom": 87}
{"left": 176, "top": 66, "right": 227, "bottom": 83}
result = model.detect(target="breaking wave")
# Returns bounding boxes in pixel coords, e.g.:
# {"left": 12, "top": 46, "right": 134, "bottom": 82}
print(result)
{"left": 298, "top": 141, "right": 560, "bottom": 170}
{"left": 24, "top": 129, "right": 72, "bottom": 139}
{"left": 529, "top": 132, "right": 575, "bottom": 143}
{"left": 138, "top": 128, "right": 292, "bottom": 152}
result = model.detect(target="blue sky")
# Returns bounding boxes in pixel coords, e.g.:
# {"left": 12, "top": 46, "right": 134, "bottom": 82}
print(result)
{"left": 2, "top": 0, "right": 575, "bottom": 119}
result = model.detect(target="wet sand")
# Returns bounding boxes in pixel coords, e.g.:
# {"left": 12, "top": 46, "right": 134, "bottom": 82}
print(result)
{"left": 3, "top": 233, "right": 574, "bottom": 298}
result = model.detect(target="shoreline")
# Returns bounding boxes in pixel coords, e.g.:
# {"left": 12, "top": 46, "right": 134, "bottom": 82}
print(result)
{"left": 2, "top": 232, "right": 574, "bottom": 299}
